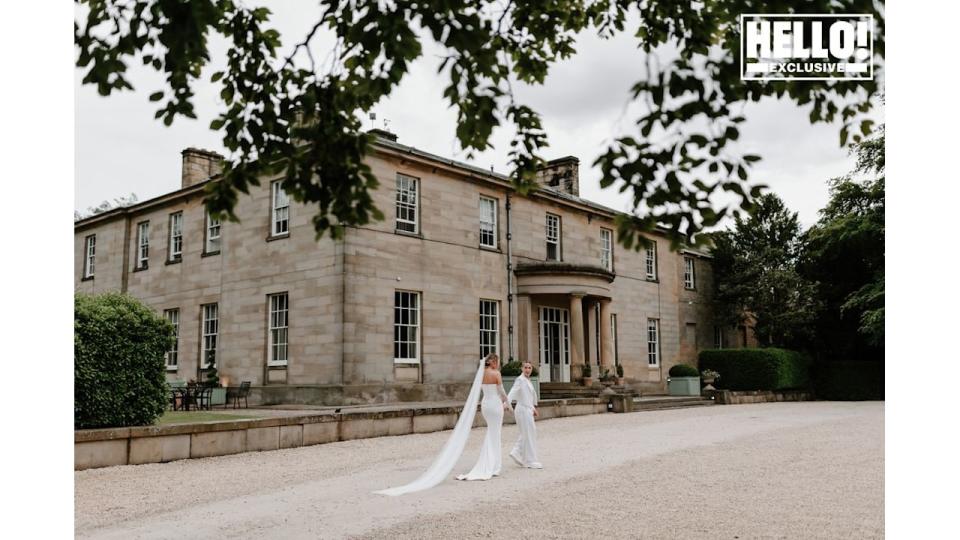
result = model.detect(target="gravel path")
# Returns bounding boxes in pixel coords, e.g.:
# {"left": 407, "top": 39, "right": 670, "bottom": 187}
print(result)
{"left": 75, "top": 401, "right": 883, "bottom": 539}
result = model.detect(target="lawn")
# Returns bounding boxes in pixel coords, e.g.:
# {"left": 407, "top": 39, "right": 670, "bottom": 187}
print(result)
{"left": 158, "top": 411, "right": 260, "bottom": 424}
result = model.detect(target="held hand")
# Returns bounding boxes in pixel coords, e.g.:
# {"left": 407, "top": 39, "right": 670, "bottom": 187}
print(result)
{"left": 533, "top": 407, "right": 539, "bottom": 418}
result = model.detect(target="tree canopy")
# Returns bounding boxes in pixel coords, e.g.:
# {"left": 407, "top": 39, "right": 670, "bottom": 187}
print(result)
{"left": 709, "top": 193, "right": 820, "bottom": 348}
{"left": 801, "top": 128, "right": 884, "bottom": 359}
{"left": 76, "top": 0, "right": 884, "bottom": 248}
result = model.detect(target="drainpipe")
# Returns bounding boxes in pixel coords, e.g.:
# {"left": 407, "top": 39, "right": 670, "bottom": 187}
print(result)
{"left": 506, "top": 192, "right": 515, "bottom": 363}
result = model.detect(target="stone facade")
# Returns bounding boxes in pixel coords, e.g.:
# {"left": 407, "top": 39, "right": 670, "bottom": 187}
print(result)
{"left": 74, "top": 132, "right": 746, "bottom": 404}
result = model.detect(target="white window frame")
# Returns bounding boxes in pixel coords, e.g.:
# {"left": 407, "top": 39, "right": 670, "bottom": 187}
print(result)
{"left": 546, "top": 213, "right": 561, "bottom": 261}
{"left": 267, "top": 293, "right": 289, "bottom": 367}
{"left": 164, "top": 308, "right": 179, "bottom": 370}
{"left": 205, "top": 212, "right": 221, "bottom": 253}
{"left": 271, "top": 181, "right": 290, "bottom": 236}
{"left": 479, "top": 299, "right": 499, "bottom": 359}
{"left": 168, "top": 212, "right": 183, "bottom": 261}
{"left": 394, "top": 290, "right": 421, "bottom": 364}
{"left": 683, "top": 256, "right": 696, "bottom": 289}
{"left": 647, "top": 318, "right": 660, "bottom": 366}
{"left": 136, "top": 221, "right": 149, "bottom": 269}
{"left": 714, "top": 325, "right": 724, "bottom": 349}
{"left": 479, "top": 196, "right": 498, "bottom": 249}
{"left": 600, "top": 228, "right": 613, "bottom": 271}
{"left": 83, "top": 234, "right": 96, "bottom": 278}
{"left": 201, "top": 303, "right": 219, "bottom": 369}
{"left": 395, "top": 173, "right": 419, "bottom": 234}
{"left": 645, "top": 242, "right": 658, "bottom": 280}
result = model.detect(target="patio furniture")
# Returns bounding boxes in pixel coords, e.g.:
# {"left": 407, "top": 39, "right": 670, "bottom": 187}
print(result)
{"left": 193, "top": 386, "right": 213, "bottom": 411}
{"left": 225, "top": 381, "right": 251, "bottom": 409}
{"left": 169, "top": 381, "right": 187, "bottom": 411}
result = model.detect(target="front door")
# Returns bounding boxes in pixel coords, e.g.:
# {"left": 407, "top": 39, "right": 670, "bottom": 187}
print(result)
{"left": 539, "top": 307, "right": 570, "bottom": 382}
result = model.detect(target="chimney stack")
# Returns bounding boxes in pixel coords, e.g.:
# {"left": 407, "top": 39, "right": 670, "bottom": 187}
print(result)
{"left": 181, "top": 148, "right": 224, "bottom": 189}
{"left": 367, "top": 128, "right": 398, "bottom": 142}
{"left": 535, "top": 156, "right": 579, "bottom": 196}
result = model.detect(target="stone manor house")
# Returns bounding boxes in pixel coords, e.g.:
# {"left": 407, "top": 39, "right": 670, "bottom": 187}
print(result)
{"left": 74, "top": 130, "right": 752, "bottom": 405}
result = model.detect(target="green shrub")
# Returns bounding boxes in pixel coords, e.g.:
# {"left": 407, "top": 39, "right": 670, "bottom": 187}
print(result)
{"left": 616, "top": 364, "right": 624, "bottom": 378}
{"left": 813, "top": 360, "right": 884, "bottom": 400}
{"left": 582, "top": 363, "right": 592, "bottom": 377}
{"left": 668, "top": 364, "right": 700, "bottom": 377}
{"left": 500, "top": 360, "right": 539, "bottom": 377}
{"left": 698, "top": 348, "right": 811, "bottom": 391}
{"left": 75, "top": 293, "right": 174, "bottom": 429}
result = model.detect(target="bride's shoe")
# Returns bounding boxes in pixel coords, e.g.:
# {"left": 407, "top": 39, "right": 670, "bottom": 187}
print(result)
{"left": 527, "top": 462, "right": 543, "bottom": 469}
{"left": 508, "top": 452, "right": 524, "bottom": 467}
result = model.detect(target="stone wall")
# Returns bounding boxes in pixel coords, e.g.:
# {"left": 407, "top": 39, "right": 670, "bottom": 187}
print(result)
{"left": 74, "top": 397, "right": 608, "bottom": 470}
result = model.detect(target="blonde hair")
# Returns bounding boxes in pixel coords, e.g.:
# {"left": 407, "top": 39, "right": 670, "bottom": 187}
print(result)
{"left": 484, "top": 352, "right": 499, "bottom": 367}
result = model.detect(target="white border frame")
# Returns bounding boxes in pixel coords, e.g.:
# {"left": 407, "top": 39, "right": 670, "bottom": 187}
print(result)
{"left": 740, "top": 13, "right": 875, "bottom": 81}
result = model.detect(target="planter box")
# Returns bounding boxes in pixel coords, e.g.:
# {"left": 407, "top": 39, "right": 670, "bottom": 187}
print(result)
{"left": 668, "top": 376, "right": 701, "bottom": 396}
{"left": 502, "top": 376, "right": 540, "bottom": 400}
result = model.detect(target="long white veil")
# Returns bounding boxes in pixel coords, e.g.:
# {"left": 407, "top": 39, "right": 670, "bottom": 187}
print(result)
{"left": 374, "top": 357, "right": 485, "bottom": 496}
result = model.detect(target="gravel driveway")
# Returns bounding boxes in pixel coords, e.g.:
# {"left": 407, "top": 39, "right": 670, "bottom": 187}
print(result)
{"left": 75, "top": 401, "right": 883, "bottom": 539}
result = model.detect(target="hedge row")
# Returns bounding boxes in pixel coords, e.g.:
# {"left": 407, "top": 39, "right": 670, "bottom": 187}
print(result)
{"left": 813, "top": 360, "right": 884, "bottom": 401}
{"left": 75, "top": 293, "right": 173, "bottom": 429}
{"left": 698, "top": 348, "right": 811, "bottom": 391}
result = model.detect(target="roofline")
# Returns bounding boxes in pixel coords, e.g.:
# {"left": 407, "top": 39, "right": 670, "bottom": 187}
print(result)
{"left": 74, "top": 136, "right": 679, "bottom": 243}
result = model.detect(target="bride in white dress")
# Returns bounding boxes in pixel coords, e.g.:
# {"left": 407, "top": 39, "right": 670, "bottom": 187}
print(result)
{"left": 374, "top": 353, "right": 511, "bottom": 496}
{"left": 456, "top": 354, "right": 511, "bottom": 481}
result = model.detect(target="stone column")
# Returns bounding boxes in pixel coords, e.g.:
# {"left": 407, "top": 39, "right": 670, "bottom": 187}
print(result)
{"left": 569, "top": 293, "right": 585, "bottom": 381}
{"left": 600, "top": 298, "right": 614, "bottom": 374}
{"left": 517, "top": 295, "right": 533, "bottom": 365}
{"left": 586, "top": 299, "right": 597, "bottom": 367}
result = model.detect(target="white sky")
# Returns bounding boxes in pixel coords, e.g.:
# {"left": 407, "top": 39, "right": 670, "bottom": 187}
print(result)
{"left": 75, "top": 1, "right": 883, "bottom": 228}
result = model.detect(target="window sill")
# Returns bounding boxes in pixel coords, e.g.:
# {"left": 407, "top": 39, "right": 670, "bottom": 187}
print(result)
{"left": 266, "top": 233, "right": 289, "bottom": 243}
{"left": 393, "top": 360, "right": 421, "bottom": 366}
{"left": 81, "top": 275, "right": 94, "bottom": 282}
{"left": 684, "top": 287, "right": 697, "bottom": 292}
{"left": 166, "top": 366, "right": 178, "bottom": 372}
{"left": 267, "top": 363, "right": 288, "bottom": 369}
{"left": 478, "top": 245, "right": 502, "bottom": 253}
{"left": 646, "top": 278, "right": 659, "bottom": 283}
{"left": 165, "top": 257, "right": 182, "bottom": 266}
{"left": 132, "top": 264, "right": 149, "bottom": 273}
{"left": 394, "top": 229, "right": 423, "bottom": 239}
{"left": 201, "top": 250, "right": 221, "bottom": 258}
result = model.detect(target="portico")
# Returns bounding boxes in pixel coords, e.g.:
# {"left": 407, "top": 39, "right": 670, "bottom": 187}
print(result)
{"left": 514, "top": 263, "right": 616, "bottom": 383}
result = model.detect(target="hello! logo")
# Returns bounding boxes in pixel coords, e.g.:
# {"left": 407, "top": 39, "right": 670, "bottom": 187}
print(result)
{"left": 740, "top": 14, "right": 874, "bottom": 81}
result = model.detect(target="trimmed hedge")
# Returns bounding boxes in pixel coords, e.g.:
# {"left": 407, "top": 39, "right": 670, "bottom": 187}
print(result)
{"left": 75, "top": 293, "right": 174, "bottom": 429}
{"left": 698, "top": 348, "right": 811, "bottom": 391}
{"left": 668, "top": 364, "right": 700, "bottom": 377}
{"left": 813, "top": 360, "right": 884, "bottom": 401}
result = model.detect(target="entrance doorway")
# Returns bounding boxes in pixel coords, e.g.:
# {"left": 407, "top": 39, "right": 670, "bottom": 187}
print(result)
{"left": 538, "top": 307, "right": 570, "bottom": 382}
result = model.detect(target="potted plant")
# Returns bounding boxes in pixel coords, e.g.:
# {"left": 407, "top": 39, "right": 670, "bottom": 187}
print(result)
{"left": 581, "top": 363, "right": 593, "bottom": 386}
{"left": 701, "top": 369, "right": 720, "bottom": 386}
{"left": 500, "top": 360, "right": 540, "bottom": 399}
{"left": 201, "top": 353, "right": 227, "bottom": 406}
{"left": 615, "top": 364, "right": 625, "bottom": 385}
{"left": 667, "top": 364, "right": 701, "bottom": 396}
{"left": 600, "top": 367, "right": 616, "bottom": 387}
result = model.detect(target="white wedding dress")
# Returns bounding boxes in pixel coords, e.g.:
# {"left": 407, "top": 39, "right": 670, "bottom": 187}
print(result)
{"left": 456, "top": 384, "right": 505, "bottom": 481}
{"left": 375, "top": 358, "right": 497, "bottom": 496}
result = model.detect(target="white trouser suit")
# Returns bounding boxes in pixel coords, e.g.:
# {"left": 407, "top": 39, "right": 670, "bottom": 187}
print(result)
{"left": 507, "top": 374, "right": 542, "bottom": 468}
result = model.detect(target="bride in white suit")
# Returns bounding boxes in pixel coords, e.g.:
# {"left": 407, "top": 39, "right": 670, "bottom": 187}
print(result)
{"left": 507, "top": 361, "right": 543, "bottom": 469}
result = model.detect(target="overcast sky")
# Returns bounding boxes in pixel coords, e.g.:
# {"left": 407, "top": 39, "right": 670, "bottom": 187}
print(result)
{"left": 75, "top": 1, "right": 883, "bottom": 228}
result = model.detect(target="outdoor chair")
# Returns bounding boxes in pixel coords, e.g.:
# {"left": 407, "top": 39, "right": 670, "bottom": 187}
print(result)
{"left": 225, "top": 381, "right": 251, "bottom": 409}
{"left": 193, "top": 386, "right": 213, "bottom": 411}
